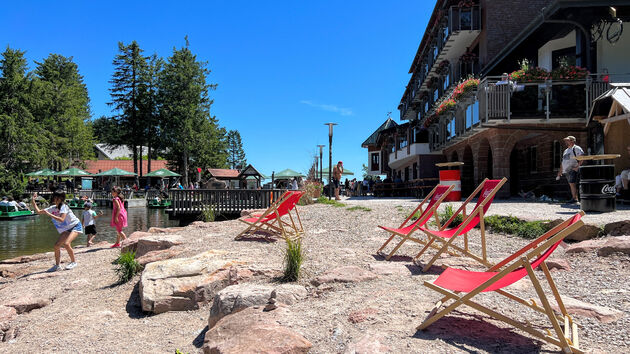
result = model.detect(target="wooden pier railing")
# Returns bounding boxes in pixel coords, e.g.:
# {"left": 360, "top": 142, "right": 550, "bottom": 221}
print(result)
{"left": 168, "top": 189, "right": 286, "bottom": 216}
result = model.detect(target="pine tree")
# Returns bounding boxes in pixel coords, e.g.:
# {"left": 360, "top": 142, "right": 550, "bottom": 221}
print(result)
{"left": 226, "top": 130, "right": 246, "bottom": 169}
{"left": 108, "top": 41, "right": 148, "bottom": 176}
{"left": 137, "top": 53, "right": 163, "bottom": 173}
{"left": 159, "top": 39, "right": 227, "bottom": 185}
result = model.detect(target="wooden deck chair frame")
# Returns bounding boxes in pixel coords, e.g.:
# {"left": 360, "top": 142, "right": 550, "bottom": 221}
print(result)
{"left": 376, "top": 184, "right": 454, "bottom": 260}
{"left": 235, "top": 191, "right": 304, "bottom": 241}
{"left": 417, "top": 211, "right": 585, "bottom": 354}
{"left": 415, "top": 177, "right": 507, "bottom": 272}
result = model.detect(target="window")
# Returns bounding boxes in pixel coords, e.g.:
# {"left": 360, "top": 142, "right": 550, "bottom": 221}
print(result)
{"left": 443, "top": 26, "right": 449, "bottom": 43}
{"left": 398, "top": 135, "right": 408, "bottom": 150}
{"left": 529, "top": 146, "right": 538, "bottom": 173}
{"left": 433, "top": 46, "right": 439, "bottom": 60}
{"left": 404, "top": 167, "right": 410, "bottom": 181}
{"left": 552, "top": 140, "right": 562, "bottom": 169}
{"left": 466, "top": 101, "right": 480, "bottom": 129}
{"left": 424, "top": 101, "right": 429, "bottom": 112}
{"left": 433, "top": 89, "right": 439, "bottom": 102}
{"left": 443, "top": 73, "right": 450, "bottom": 91}
{"left": 370, "top": 152, "right": 380, "bottom": 171}
{"left": 413, "top": 163, "right": 418, "bottom": 179}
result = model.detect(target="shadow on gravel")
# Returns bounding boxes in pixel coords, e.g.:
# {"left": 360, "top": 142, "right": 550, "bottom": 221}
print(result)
{"left": 371, "top": 254, "right": 413, "bottom": 262}
{"left": 193, "top": 325, "right": 209, "bottom": 348}
{"left": 126, "top": 281, "right": 148, "bottom": 319}
{"left": 413, "top": 312, "right": 545, "bottom": 353}
{"left": 406, "top": 263, "right": 442, "bottom": 276}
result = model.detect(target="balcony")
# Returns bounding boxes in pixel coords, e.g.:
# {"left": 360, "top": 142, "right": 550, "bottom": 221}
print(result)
{"left": 388, "top": 143, "right": 432, "bottom": 169}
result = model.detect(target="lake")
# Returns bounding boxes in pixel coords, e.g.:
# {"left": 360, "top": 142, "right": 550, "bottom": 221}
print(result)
{"left": 0, "top": 207, "right": 179, "bottom": 261}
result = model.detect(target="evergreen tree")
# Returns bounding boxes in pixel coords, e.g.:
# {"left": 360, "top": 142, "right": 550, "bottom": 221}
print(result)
{"left": 138, "top": 53, "right": 164, "bottom": 173}
{"left": 159, "top": 39, "right": 227, "bottom": 185}
{"left": 0, "top": 47, "right": 43, "bottom": 195}
{"left": 33, "top": 54, "right": 94, "bottom": 169}
{"left": 226, "top": 130, "right": 246, "bottom": 169}
{"left": 108, "top": 41, "right": 148, "bottom": 176}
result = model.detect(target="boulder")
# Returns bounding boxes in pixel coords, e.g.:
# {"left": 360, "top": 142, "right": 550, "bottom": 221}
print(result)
{"left": 552, "top": 296, "right": 623, "bottom": 323}
{"left": 0, "top": 253, "right": 48, "bottom": 265}
{"left": 188, "top": 221, "right": 214, "bottom": 229}
{"left": 544, "top": 220, "right": 602, "bottom": 242}
{"left": 604, "top": 220, "right": 630, "bottom": 236}
{"left": 344, "top": 334, "right": 391, "bottom": 354}
{"left": 139, "top": 250, "right": 244, "bottom": 314}
{"left": 0, "top": 265, "right": 30, "bottom": 279}
{"left": 312, "top": 266, "right": 378, "bottom": 286}
{"left": 208, "top": 283, "right": 307, "bottom": 328}
{"left": 136, "top": 249, "right": 182, "bottom": 266}
{"left": 0, "top": 305, "right": 17, "bottom": 328}
{"left": 240, "top": 209, "right": 266, "bottom": 218}
{"left": 3, "top": 295, "right": 51, "bottom": 314}
{"left": 120, "top": 231, "right": 152, "bottom": 253}
{"left": 543, "top": 258, "right": 571, "bottom": 271}
{"left": 203, "top": 306, "right": 312, "bottom": 354}
{"left": 368, "top": 263, "right": 411, "bottom": 276}
{"left": 134, "top": 234, "right": 183, "bottom": 258}
{"left": 565, "top": 239, "right": 608, "bottom": 254}
{"left": 597, "top": 236, "right": 630, "bottom": 256}
{"left": 147, "top": 226, "right": 184, "bottom": 234}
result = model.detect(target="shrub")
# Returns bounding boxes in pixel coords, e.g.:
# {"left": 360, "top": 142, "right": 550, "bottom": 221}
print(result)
{"left": 347, "top": 205, "right": 371, "bottom": 212}
{"left": 198, "top": 205, "right": 216, "bottom": 222}
{"left": 298, "top": 182, "right": 322, "bottom": 206}
{"left": 281, "top": 237, "right": 304, "bottom": 282}
{"left": 316, "top": 196, "right": 345, "bottom": 207}
{"left": 438, "top": 204, "right": 463, "bottom": 228}
{"left": 483, "top": 215, "right": 548, "bottom": 239}
{"left": 114, "top": 251, "right": 141, "bottom": 284}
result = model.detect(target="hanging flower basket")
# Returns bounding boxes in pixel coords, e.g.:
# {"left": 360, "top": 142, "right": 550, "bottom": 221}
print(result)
{"left": 436, "top": 99, "right": 457, "bottom": 116}
{"left": 509, "top": 67, "right": 550, "bottom": 82}
{"left": 550, "top": 65, "right": 589, "bottom": 80}
{"left": 451, "top": 78, "right": 479, "bottom": 101}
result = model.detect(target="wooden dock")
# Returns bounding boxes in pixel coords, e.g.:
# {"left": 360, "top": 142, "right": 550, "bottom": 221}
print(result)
{"left": 167, "top": 189, "right": 286, "bottom": 217}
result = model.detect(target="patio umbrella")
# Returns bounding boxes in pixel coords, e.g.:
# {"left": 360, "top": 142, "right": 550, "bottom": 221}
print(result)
{"left": 55, "top": 167, "right": 92, "bottom": 176}
{"left": 274, "top": 168, "right": 306, "bottom": 179}
{"left": 321, "top": 166, "right": 354, "bottom": 176}
{"left": 26, "top": 168, "right": 57, "bottom": 177}
{"left": 94, "top": 168, "right": 137, "bottom": 176}
{"left": 144, "top": 168, "right": 181, "bottom": 177}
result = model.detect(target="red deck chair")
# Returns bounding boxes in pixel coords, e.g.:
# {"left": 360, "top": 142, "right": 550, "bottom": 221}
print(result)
{"left": 235, "top": 191, "right": 305, "bottom": 240}
{"left": 417, "top": 211, "right": 585, "bottom": 353}
{"left": 376, "top": 184, "right": 454, "bottom": 260}
{"left": 415, "top": 178, "right": 507, "bottom": 271}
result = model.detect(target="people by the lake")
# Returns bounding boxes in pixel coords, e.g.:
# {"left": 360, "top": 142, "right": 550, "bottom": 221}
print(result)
{"left": 17, "top": 200, "right": 29, "bottom": 211}
{"left": 110, "top": 186, "right": 128, "bottom": 248}
{"left": 6, "top": 196, "right": 18, "bottom": 209}
{"left": 83, "top": 202, "right": 104, "bottom": 247}
{"left": 0, "top": 196, "right": 8, "bottom": 206}
{"left": 333, "top": 161, "right": 343, "bottom": 200}
{"left": 290, "top": 178, "right": 298, "bottom": 190}
{"left": 557, "top": 135, "right": 584, "bottom": 203}
{"left": 31, "top": 190, "right": 82, "bottom": 271}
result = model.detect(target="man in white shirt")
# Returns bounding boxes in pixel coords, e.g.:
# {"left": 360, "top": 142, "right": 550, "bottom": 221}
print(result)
{"left": 557, "top": 136, "right": 584, "bottom": 203}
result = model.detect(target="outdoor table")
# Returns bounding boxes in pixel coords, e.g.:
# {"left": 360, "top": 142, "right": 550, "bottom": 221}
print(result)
{"left": 574, "top": 154, "right": 620, "bottom": 212}
{"left": 435, "top": 162, "right": 464, "bottom": 201}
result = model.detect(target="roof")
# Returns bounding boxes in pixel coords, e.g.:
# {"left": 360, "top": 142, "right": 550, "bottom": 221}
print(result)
{"left": 238, "top": 164, "right": 263, "bottom": 178}
{"left": 82, "top": 160, "right": 169, "bottom": 175}
{"left": 207, "top": 168, "right": 240, "bottom": 179}
{"left": 589, "top": 84, "right": 630, "bottom": 123}
{"left": 361, "top": 118, "right": 399, "bottom": 147}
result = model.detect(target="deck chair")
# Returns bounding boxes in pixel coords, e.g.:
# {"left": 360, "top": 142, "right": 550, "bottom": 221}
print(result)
{"left": 417, "top": 211, "right": 585, "bottom": 353}
{"left": 235, "top": 191, "right": 305, "bottom": 241}
{"left": 376, "top": 184, "right": 454, "bottom": 260}
{"left": 414, "top": 178, "right": 507, "bottom": 271}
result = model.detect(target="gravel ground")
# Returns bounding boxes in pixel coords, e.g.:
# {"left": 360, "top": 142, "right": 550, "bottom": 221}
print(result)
{"left": 0, "top": 198, "right": 628, "bottom": 353}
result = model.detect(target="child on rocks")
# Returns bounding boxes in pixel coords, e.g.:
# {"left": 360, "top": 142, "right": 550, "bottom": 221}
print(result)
{"left": 31, "top": 190, "right": 82, "bottom": 271}
{"left": 82, "top": 202, "right": 103, "bottom": 246}
{"left": 110, "top": 186, "right": 128, "bottom": 248}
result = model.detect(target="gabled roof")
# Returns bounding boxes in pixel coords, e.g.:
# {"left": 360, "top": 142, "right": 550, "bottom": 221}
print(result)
{"left": 361, "top": 118, "right": 398, "bottom": 148}
{"left": 237, "top": 164, "right": 263, "bottom": 178}
{"left": 83, "top": 160, "right": 168, "bottom": 175}
{"left": 207, "top": 168, "right": 240, "bottom": 179}
{"left": 589, "top": 83, "right": 630, "bottom": 123}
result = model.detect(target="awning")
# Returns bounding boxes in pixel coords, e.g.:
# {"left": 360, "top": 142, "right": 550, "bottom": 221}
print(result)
{"left": 588, "top": 83, "right": 630, "bottom": 126}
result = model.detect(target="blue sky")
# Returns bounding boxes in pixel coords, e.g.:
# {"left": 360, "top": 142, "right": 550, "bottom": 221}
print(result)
{"left": 2, "top": 1, "right": 431, "bottom": 180}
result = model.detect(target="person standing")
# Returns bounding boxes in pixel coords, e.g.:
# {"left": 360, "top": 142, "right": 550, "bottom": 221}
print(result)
{"left": 82, "top": 202, "right": 103, "bottom": 246}
{"left": 31, "top": 190, "right": 82, "bottom": 271}
{"left": 332, "top": 161, "right": 343, "bottom": 200}
{"left": 110, "top": 186, "right": 128, "bottom": 248}
{"left": 557, "top": 136, "right": 584, "bottom": 203}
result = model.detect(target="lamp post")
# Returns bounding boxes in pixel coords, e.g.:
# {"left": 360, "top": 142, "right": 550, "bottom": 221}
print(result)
{"left": 317, "top": 145, "right": 325, "bottom": 183}
{"left": 324, "top": 123, "right": 337, "bottom": 200}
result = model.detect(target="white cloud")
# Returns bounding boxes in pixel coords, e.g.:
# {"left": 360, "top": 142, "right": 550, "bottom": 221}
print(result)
{"left": 300, "top": 100, "right": 353, "bottom": 116}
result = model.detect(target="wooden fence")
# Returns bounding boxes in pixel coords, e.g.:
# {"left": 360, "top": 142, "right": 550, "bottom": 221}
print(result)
{"left": 168, "top": 189, "right": 286, "bottom": 216}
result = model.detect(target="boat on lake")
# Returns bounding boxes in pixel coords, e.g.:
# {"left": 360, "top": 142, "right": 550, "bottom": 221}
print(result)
{"left": 0, "top": 205, "right": 37, "bottom": 220}
{"left": 147, "top": 199, "right": 172, "bottom": 209}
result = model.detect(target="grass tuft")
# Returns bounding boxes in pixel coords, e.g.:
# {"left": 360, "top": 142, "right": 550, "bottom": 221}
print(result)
{"left": 316, "top": 196, "right": 346, "bottom": 207}
{"left": 346, "top": 205, "right": 371, "bottom": 212}
{"left": 114, "top": 251, "right": 141, "bottom": 284}
{"left": 438, "top": 204, "right": 463, "bottom": 227}
{"left": 483, "top": 215, "right": 549, "bottom": 239}
{"left": 198, "top": 205, "right": 216, "bottom": 222}
{"left": 281, "top": 237, "right": 304, "bottom": 282}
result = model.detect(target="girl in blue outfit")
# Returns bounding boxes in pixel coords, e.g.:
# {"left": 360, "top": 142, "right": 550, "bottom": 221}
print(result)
{"left": 32, "top": 190, "right": 83, "bottom": 272}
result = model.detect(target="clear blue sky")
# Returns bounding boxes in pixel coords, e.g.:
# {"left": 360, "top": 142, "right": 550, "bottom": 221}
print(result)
{"left": 2, "top": 1, "right": 431, "bottom": 180}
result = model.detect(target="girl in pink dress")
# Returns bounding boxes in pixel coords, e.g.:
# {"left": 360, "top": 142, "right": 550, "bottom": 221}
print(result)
{"left": 110, "top": 186, "right": 128, "bottom": 248}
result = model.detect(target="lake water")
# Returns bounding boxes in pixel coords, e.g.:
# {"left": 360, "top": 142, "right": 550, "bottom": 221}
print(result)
{"left": 0, "top": 207, "right": 179, "bottom": 261}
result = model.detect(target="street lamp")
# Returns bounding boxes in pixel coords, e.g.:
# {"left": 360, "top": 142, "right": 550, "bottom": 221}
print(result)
{"left": 317, "top": 145, "right": 325, "bottom": 183}
{"left": 324, "top": 123, "right": 337, "bottom": 200}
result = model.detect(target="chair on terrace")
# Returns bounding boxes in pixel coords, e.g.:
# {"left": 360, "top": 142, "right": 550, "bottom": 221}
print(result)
{"left": 415, "top": 178, "right": 507, "bottom": 272}
{"left": 417, "top": 211, "right": 585, "bottom": 354}
{"left": 376, "top": 184, "right": 454, "bottom": 260}
{"left": 235, "top": 190, "right": 305, "bottom": 241}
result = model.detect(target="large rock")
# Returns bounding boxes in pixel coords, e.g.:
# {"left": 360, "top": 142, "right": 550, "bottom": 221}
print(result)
{"left": 135, "top": 234, "right": 183, "bottom": 258}
{"left": 120, "top": 231, "right": 152, "bottom": 253}
{"left": 312, "top": 266, "right": 378, "bottom": 286}
{"left": 139, "top": 250, "right": 245, "bottom": 314}
{"left": 240, "top": 209, "right": 266, "bottom": 218}
{"left": 147, "top": 226, "right": 184, "bottom": 234}
{"left": 208, "top": 283, "right": 307, "bottom": 328}
{"left": 597, "top": 236, "right": 630, "bottom": 256}
{"left": 0, "top": 305, "right": 17, "bottom": 342}
{"left": 0, "top": 253, "right": 48, "bottom": 264}
{"left": 3, "top": 295, "right": 51, "bottom": 314}
{"left": 544, "top": 220, "right": 602, "bottom": 242}
{"left": 203, "top": 306, "right": 312, "bottom": 354}
{"left": 565, "top": 239, "right": 608, "bottom": 254}
{"left": 543, "top": 258, "right": 571, "bottom": 271}
{"left": 552, "top": 296, "right": 623, "bottom": 323}
{"left": 604, "top": 220, "right": 630, "bottom": 236}
{"left": 344, "top": 334, "right": 391, "bottom": 354}
{"left": 136, "top": 249, "right": 182, "bottom": 266}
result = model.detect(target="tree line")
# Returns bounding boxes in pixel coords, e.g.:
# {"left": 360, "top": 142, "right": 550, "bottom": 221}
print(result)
{"left": 0, "top": 38, "right": 247, "bottom": 195}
